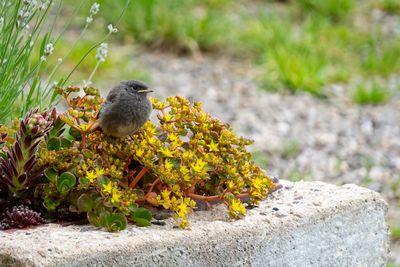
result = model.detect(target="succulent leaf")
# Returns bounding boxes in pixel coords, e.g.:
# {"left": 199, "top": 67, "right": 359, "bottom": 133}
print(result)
{"left": 0, "top": 109, "right": 55, "bottom": 196}
{"left": 131, "top": 208, "right": 152, "bottom": 227}
{"left": 103, "top": 213, "right": 127, "bottom": 232}
{"left": 47, "top": 137, "right": 61, "bottom": 151}
{"left": 56, "top": 172, "right": 76, "bottom": 194}
{"left": 44, "top": 168, "right": 58, "bottom": 182}
{"left": 77, "top": 191, "right": 99, "bottom": 212}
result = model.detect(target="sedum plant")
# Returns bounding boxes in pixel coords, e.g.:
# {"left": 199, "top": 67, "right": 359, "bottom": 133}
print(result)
{"left": 34, "top": 86, "right": 280, "bottom": 230}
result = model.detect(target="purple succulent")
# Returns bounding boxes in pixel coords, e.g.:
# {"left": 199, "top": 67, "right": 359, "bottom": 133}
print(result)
{"left": 0, "top": 109, "right": 55, "bottom": 195}
{"left": 1, "top": 205, "right": 45, "bottom": 229}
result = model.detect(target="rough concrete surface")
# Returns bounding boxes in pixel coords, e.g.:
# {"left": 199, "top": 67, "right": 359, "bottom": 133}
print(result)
{"left": 0, "top": 181, "right": 389, "bottom": 267}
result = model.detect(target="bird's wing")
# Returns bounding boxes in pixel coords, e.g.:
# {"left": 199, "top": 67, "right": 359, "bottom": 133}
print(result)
{"left": 97, "top": 87, "right": 122, "bottom": 119}
{"left": 105, "top": 87, "right": 121, "bottom": 104}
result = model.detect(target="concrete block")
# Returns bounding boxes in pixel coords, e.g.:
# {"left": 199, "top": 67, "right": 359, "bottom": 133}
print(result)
{"left": 0, "top": 181, "right": 389, "bottom": 267}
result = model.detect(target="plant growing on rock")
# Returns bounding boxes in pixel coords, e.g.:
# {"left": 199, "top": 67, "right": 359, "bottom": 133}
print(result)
{"left": 34, "top": 86, "right": 280, "bottom": 230}
{"left": 0, "top": 109, "right": 58, "bottom": 228}
{"left": 0, "top": 109, "right": 56, "bottom": 200}
{"left": 0, "top": 205, "right": 45, "bottom": 230}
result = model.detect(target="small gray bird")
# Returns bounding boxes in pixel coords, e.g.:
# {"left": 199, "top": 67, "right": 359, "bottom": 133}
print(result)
{"left": 97, "top": 80, "right": 153, "bottom": 138}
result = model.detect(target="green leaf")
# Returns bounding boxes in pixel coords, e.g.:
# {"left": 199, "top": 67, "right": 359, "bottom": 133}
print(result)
{"left": 69, "top": 127, "right": 81, "bottom": 139}
{"left": 43, "top": 198, "right": 61, "bottom": 211}
{"left": 82, "top": 149, "right": 93, "bottom": 158}
{"left": 96, "top": 176, "right": 108, "bottom": 187}
{"left": 60, "top": 137, "right": 72, "bottom": 148}
{"left": 133, "top": 208, "right": 152, "bottom": 221}
{"left": 134, "top": 218, "right": 151, "bottom": 227}
{"left": 56, "top": 172, "right": 76, "bottom": 194}
{"left": 47, "top": 137, "right": 61, "bottom": 150}
{"left": 127, "top": 203, "right": 138, "bottom": 213}
{"left": 87, "top": 211, "right": 102, "bottom": 227}
{"left": 103, "top": 213, "right": 127, "bottom": 232}
{"left": 77, "top": 192, "right": 99, "bottom": 212}
{"left": 131, "top": 207, "right": 152, "bottom": 227}
{"left": 44, "top": 168, "right": 58, "bottom": 182}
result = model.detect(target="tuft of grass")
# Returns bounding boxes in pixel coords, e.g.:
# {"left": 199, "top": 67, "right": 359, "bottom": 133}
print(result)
{"left": 280, "top": 140, "right": 301, "bottom": 159}
{"left": 373, "top": 0, "right": 400, "bottom": 14}
{"left": 0, "top": 0, "right": 55, "bottom": 123}
{"left": 66, "top": 0, "right": 400, "bottom": 104}
{"left": 0, "top": 0, "right": 130, "bottom": 123}
{"left": 252, "top": 150, "right": 270, "bottom": 169}
{"left": 295, "top": 0, "right": 355, "bottom": 22}
{"left": 286, "top": 168, "right": 311, "bottom": 182}
{"left": 95, "top": 0, "right": 232, "bottom": 54}
{"left": 391, "top": 226, "right": 400, "bottom": 240}
{"left": 352, "top": 81, "right": 390, "bottom": 105}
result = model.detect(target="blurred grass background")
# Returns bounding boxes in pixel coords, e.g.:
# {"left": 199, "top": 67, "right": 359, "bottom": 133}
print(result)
{"left": 57, "top": 0, "right": 400, "bottom": 104}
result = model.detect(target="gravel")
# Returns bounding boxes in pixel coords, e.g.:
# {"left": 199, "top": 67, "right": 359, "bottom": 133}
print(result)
{"left": 130, "top": 51, "right": 400, "bottom": 263}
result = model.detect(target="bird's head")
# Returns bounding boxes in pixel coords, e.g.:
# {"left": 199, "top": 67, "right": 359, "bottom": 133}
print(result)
{"left": 122, "top": 80, "right": 153, "bottom": 95}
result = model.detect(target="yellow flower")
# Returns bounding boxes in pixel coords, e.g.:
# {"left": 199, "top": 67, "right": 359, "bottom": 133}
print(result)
{"left": 111, "top": 188, "right": 122, "bottom": 204}
{"left": 161, "top": 189, "right": 171, "bottom": 200}
{"left": 191, "top": 159, "right": 206, "bottom": 173}
{"left": 207, "top": 140, "right": 219, "bottom": 152}
{"left": 80, "top": 124, "right": 90, "bottom": 131}
{"left": 229, "top": 199, "right": 246, "bottom": 218}
{"left": 102, "top": 181, "right": 113, "bottom": 194}
{"left": 180, "top": 165, "right": 189, "bottom": 175}
{"left": 95, "top": 168, "right": 104, "bottom": 176}
{"left": 177, "top": 202, "right": 188, "bottom": 218}
{"left": 159, "top": 147, "right": 173, "bottom": 157}
{"left": 179, "top": 218, "right": 189, "bottom": 229}
{"left": 182, "top": 174, "right": 191, "bottom": 183}
{"left": 136, "top": 148, "right": 144, "bottom": 157}
{"left": 252, "top": 178, "right": 263, "bottom": 190}
{"left": 164, "top": 159, "right": 174, "bottom": 171}
{"left": 86, "top": 170, "right": 97, "bottom": 183}
{"left": 227, "top": 180, "right": 235, "bottom": 191}
{"left": 168, "top": 134, "right": 179, "bottom": 143}
{"left": 163, "top": 114, "right": 172, "bottom": 122}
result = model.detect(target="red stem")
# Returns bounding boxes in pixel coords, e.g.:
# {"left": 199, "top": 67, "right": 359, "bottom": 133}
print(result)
{"left": 145, "top": 177, "right": 161, "bottom": 196}
{"left": 129, "top": 166, "right": 148, "bottom": 189}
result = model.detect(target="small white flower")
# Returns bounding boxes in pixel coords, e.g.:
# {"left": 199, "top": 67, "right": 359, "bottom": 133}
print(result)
{"left": 96, "top": 43, "right": 108, "bottom": 62}
{"left": 40, "top": 55, "right": 46, "bottom": 62}
{"left": 57, "top": 58, "right": 62, "bottom": 63}
{"left": 44, "top": 43, "right": 54, "bottom": 56}
{"left": 83, "top": 80, "right": 92, "bottom": 88}
{"left": 107, "top": 24, "right": 118, "bottom": 33}
{"left": 29, "top": 41, "right": 34, "bottom": 47}
{"left": 2, "top": 58, "right": 8, "bottom": 64}
{"left": 90, "top": 3, "right": 100, "bottom": 15}
{"left": 23, "top": 0, "right": 37, "bottom": 6}
{"left": 39, "top": 0, "right": 50, "bottom": 10}
{"left": 18, "top": 10, "right": 25, "bottom": 18}
{"left": 0, "top": 17, "right": 4, "bottom": 29}
{"left": 86, "top": 16, "right": 93, "bottom": 24}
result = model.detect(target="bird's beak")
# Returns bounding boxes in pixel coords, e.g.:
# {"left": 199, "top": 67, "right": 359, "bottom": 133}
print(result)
{"left": 137, "top": 89, "right": 153, "bottom": 93}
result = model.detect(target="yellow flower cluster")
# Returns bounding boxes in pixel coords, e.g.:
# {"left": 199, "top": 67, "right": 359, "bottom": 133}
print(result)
{"left": 129, "top": 96, "right": 278, "bottom": 225}
{"left": 38, "top": 87, "right": 279, "bottom": 229}
{"left": 156, "top": 189, "right": 196, "bottom": 228}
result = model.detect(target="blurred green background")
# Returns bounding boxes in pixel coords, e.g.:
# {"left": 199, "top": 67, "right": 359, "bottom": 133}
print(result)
{"left": 56, "top": 0, "right": 400, "bottom": 103}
